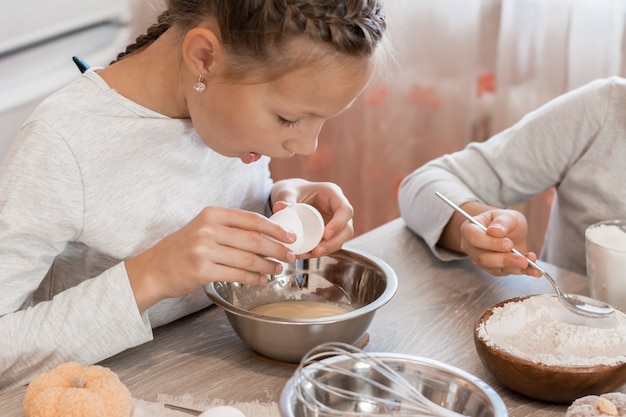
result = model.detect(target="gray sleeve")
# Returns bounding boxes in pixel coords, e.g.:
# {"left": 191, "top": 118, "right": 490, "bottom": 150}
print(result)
{"left": 0, "top": 122, "right": 153, "bottom": 393}
{"left": 398, "top": 77, "right": 612, "bottom": 260}
{"left": 0, "top": 263, "right": 153, "bottom": 393}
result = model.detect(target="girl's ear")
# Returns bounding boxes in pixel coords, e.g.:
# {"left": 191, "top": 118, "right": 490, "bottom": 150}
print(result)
{"left": 182, "top": 27, "right": 222, "bottom": 76}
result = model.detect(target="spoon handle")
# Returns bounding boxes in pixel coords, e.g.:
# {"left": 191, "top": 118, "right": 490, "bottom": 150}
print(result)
{"left": 434, "top": 192, "right": 546, "bottom": 275}
{"left": 164, "top": 404, "right": 202, "bottom": 415}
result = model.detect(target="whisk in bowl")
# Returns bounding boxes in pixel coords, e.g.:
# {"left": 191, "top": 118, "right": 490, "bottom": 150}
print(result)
{"left": 289, "top": 342, "right": 474, "bottom": 417}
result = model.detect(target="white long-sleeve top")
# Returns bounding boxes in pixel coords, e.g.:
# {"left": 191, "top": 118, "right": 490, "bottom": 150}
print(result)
{"left": 0, "top": 70, "right": 272, "bottom": 392}
{"left": 398, "top": 76, "right": 626, "bottom": 276}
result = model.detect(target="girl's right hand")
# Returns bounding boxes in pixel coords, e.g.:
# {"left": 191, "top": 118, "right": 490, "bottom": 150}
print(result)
{"left": 457, "top": 208, "right": 540, "bottom": 278}
{"left": 124, "top": 206, "right": 297, "bottom": 312}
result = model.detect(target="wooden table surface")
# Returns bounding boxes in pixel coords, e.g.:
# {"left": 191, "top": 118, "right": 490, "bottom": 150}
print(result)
{"left": 2, "top": 217, "right": 622, "bottom": 416}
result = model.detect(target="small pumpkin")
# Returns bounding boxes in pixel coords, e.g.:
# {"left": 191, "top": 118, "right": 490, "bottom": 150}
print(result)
{"left": 23, "top": 362, "right": 132, "bottom": 417}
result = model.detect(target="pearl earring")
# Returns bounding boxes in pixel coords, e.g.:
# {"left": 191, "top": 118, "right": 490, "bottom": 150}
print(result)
{"left": 193, "top": 75, "right": 206, "bottom": 93}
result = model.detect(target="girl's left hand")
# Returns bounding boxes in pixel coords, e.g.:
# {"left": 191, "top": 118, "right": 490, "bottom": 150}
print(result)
{"left": 270, "top": 178, "right": 354, "bottom": 258}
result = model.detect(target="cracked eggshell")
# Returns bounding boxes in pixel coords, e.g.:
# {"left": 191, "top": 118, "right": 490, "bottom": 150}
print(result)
{"left": 269, "top": 203, "right": 324, "bottom": 254}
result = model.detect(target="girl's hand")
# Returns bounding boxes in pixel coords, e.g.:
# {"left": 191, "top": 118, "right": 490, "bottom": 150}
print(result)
{"left": 125, "top": 207, "right": 297, "bottom": 312}
{"left": 270, "top": 178, "right": 354, "bottom": 258}
{"left": 459, "top": 208, "right": 541, "bottom": 277}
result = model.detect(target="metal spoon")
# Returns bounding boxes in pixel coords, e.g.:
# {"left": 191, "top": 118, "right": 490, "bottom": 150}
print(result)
{"left": 435, "top": 191, "right": 615, "bottom": 319}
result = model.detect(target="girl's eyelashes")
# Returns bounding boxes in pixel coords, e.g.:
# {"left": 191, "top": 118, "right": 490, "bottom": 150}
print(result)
{"left": 277, "top": 116, "right": 301, "bottom": 127}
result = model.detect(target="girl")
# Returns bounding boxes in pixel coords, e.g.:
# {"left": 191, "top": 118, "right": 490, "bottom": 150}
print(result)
{"left": 0, "top": 0, "right": 387, "bottom": 392}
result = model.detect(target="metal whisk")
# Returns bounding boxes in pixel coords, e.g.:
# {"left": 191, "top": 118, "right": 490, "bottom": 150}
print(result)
{"left": 292, "top": 342, "right": 468, "bottom": 417}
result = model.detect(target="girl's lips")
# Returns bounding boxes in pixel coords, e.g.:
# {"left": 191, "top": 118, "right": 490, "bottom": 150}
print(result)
{"left": 240, "top": 152, "right": 262, "bottom": 164}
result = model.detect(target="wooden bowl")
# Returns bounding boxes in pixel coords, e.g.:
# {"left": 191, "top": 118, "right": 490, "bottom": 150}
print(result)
{"left": 474, "top": 295, "right": 626, "bottom": 404}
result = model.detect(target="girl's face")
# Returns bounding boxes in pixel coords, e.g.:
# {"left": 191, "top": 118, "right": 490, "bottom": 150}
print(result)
{"left": 187, "top": 54, "right": 373, "bottom": 164}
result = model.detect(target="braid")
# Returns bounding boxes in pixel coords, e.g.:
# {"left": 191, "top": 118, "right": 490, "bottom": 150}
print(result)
{"left": 221, "top": 0, "right": 385, "bottom": 60}
{"left": 279, "top": 1, "right": 386, "bottom": 57}
{"left": 111, "top": 11, "right": 173, "bottom": 64}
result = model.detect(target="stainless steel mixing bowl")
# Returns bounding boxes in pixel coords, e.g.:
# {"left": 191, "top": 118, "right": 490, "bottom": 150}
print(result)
{"left": 279, "top": 353, "right": 509, "bottom": 417}
{"left": 205, "top": 248, "right": 398, "bottom": 363}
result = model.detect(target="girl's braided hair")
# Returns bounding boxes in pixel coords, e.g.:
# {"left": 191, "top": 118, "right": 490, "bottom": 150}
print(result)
{"left": 113, "top": 0, "right": 386, "bottom": 77}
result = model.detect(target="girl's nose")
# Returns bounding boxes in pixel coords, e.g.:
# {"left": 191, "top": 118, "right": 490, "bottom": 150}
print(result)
{"left": 285, "top": 126, "right": 321, "bottom": 156}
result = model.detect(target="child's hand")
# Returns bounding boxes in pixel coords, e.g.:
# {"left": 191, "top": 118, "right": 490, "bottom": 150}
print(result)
{"left": 124, "top": 207, "right": 297, "bottom": 312}
{"left": 459, "top": 208, "right": 540, "bottom": 278}
{"left": 270, "top": 178, "right": 354, "bottom": 258}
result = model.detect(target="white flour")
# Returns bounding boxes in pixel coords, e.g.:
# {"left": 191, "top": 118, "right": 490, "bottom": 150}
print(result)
{"left": 587, "top": 223, "right": 626, "bottom": 250}
{"left": 477, "top": 294, "right": 626, "bottom": 366}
